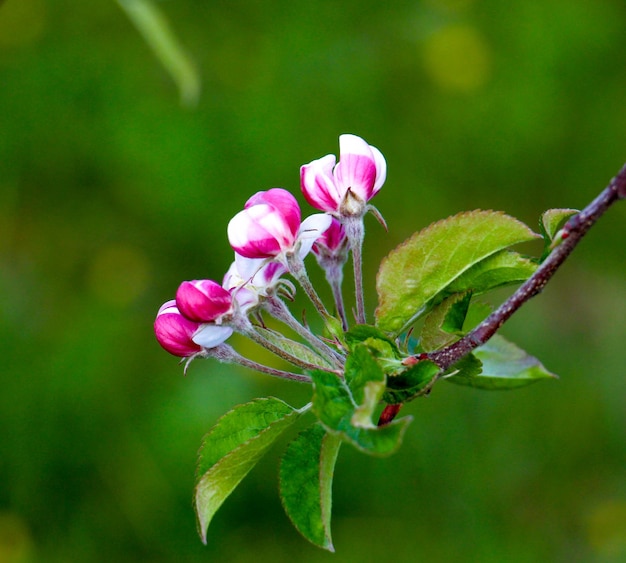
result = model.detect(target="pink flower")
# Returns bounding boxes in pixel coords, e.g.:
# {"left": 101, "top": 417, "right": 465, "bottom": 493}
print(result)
{"left": 175, "top": 279, "right": 233, "bottom": 323}
{"left": 300, "top": 134, "right": 386, "bottom": 216}
{"left": 227, "top": 188, "right": 331, "bottom": 260}
{"left": 154, "top": 300, "right": 203, "bottom": 357}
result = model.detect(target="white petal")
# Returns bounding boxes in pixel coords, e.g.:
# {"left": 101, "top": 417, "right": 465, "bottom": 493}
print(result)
{"left": 339, "top": 134, "right": 372, "bottom": 158}
{"left": 192, "top": 324, "right": 234, "bottom": 348}
{"left": 370, "top": 144, "right": 387, "bottom": 195}
{"left": 297, "top": 213, "right": 333, "bottom": 258}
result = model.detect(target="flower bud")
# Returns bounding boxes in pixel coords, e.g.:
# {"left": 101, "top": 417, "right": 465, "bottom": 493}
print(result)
{"left": 300, "top": 134, "right": 386, "bottom": 217}
{"left": 176, "top": 279, "right": 233, "bottom": 323}
{"left": 227, "top": 188, "right": 301, "bottom": 259}
{"left": 154, "top": 300, "right": 203, "bottom": 357}
{"left": 227, "top": 188, "right": 331, "bottom": 261}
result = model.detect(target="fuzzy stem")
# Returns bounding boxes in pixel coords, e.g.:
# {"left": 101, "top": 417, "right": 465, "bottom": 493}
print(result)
{"left": 206, "top": 344, "right": 312, "bottom": 383}
{"left": 325, "top": 261, "right": 349, "bottom": 331}
{"left": 343, "top": 216, "right": 366, "bottom": 324}
{"left": 285, "top": 252, "right": 333, "bottom": 322}
{"left": 263, "top": 294, "right": 345, "bottom": 368}
{"left": 230, "top": 314, "right": 340, "bottom": 375}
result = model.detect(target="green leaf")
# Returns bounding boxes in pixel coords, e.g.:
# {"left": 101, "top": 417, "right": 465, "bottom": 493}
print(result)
{"left": 117, "top": 0, "right": 201, "bottom": 106}
{"left": 345, "top": 325, "right": 400, "bottom": 353}
{"left": 443, "top": 251, "right": 538, "bottom": 297}
{"left": 383, "top": 359, "right": 441, "bottom": 404}
{"left": 376, "top": 211, "right": 539, "bottom": 335}
{"left": 539, "top": 208, "right": 579, "bottom": 259}
{"left": 194, "top": 397, "right": 303, "bottom": 543}
{"left": 420, "top": 293, "right": 472, "bottom": 352}
{"left": 344, "top": 345, "right": 387, "bottom": 427}
{"left": 445, "top": 335, "right": 558, "bottom": 390}
{"left": 311, "top": 370, "right": 412, "bottom": 456}
{"left": 279, "top": 424, "right": 341, "bottom": 551}
{"left": 540, "top": 208, "right": 579, "bottom": 241}
{"left": 255, "top": 326, "right": 333, "bottom": 369}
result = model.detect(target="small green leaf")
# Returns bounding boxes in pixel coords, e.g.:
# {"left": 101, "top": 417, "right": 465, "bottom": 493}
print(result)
{"left": 539, "top": 208, "right": 579, "bottom": 259}
{"left": 376, "top": 211, "right": 539, "bottom": 335}
{"left": 444, "top": 251, "right": 538, "bottom": 297}
{"left": 255, "top": 327, "right": 333, "bottom": 369}
{"left": 420, "top": 293, "right": 472, "bottom": 352}
{"left": 344, "top": 345, "right": 386, "bottom": 405}
{"left": 445, "top": 335, "right": 558, "bottom": 390}
{"left": 384, "top": 359, "right": 441, "bottom": 404}
{"left": 194, "top": 398, "right": 302, "bottom": 543}
{"left": 345, "top": 325, "right": 399, "bottom": 353}
{"left": 311, "top": 370, "right": 412, "bottom": 456}
{"left": 540, "top": 208, "right": 579, "bottom": 241}
{"left": 279, "top": 424, "right": 341, "bottom": 551}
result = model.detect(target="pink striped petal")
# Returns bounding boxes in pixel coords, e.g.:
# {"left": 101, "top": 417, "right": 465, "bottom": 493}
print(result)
{"left": 154, "top": 301, "right": 203, "bottom": 357}
{"left": 228, "top": 204, "right": 292, "bottom": 258}
{"left": 334, "top": 134, "right": 378, "bottom": 202}
{"left": 176, "top": 280, "right": 232, "bottom": 323}
{"left": 300, "top": 154, "right": 341, "bottom": 212}
{"left": 245, "top": 188, "right": 301, "bottom": 237}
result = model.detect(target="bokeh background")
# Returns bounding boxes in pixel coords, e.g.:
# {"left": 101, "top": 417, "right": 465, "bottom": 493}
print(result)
{"left": 1, "top": 0, "right": 625, "bottom": 561}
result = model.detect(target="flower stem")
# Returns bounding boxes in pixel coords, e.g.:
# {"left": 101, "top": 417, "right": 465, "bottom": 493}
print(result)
{"left": 285, "top": 252, "right": 333, "bottom": 322}
{"left": 343, "top": 216, "right": 366, "bottom": 324}
{"left": 206, "top": 344, "right": 312, "bottom": 383}
{"left": 323, "top": 260, "right": 349, "bottom": 331}
{"left": 263, "top": 294, "right": 345, "bottom": 368}
{"left": 231, "top": 314, "right": 340, "bottom": 375}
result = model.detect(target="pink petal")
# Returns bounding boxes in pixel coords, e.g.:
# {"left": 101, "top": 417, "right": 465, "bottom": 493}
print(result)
{"left": 369, "top": 144, "right": 387, "bottom": 197}
{"left": 334, "top": 134, "right": 378, "bottom": 202}
{"left": 300, "top": 154, "right": 341, "bottom": 212}
{"left": 154, "top": 302, "right": 202, "bottom": 357}
{"left": 227, "top": 205, "right": 285, "bottom": 258}
{"left": 245, "top": 188, "right": 301, "bottom": 237}
{"left": 176, "top": 280, "right": 232, "bottom": 323}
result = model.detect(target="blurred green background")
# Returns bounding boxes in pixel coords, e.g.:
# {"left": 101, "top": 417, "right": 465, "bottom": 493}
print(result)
{"left": 1, "top": 0, "right": 625, "bottom": 561}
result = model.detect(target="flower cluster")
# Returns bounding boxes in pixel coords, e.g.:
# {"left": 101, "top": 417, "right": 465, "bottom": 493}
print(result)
{"left": 154, "top": 134, "right": 386, "bottom": 378}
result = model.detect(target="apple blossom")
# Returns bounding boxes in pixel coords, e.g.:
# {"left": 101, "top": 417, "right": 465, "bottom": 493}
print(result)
{"left": 227, "top": 188, "right": 331, "bottom": 261}
{"left": 300, "top": 134, "right": 386, "bottom": 218}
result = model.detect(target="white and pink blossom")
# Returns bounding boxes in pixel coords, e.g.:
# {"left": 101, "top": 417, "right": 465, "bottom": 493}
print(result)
{"left": 227, "top": 188, "right": 331, "bottom": 260}
{"left": 300, "top": 134, "right": 386, "bottom": 217}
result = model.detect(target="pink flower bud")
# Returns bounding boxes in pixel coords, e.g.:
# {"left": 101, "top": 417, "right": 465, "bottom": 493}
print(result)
{"left": 300, "top": 134, "right": 386, "bottom": 216}
{"left": 313, "top": 217, "right": 348, "bottom": 257}
{"left": 154, "top": 300, "right": 203, "bottom": 357}
{"left": 176, "top": 280, "right": 233, "bottom": 323}
{"left": 228, "top": 188, "right": 301, "bottom": 259}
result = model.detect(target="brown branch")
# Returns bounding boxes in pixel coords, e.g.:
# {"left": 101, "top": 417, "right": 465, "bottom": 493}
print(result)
{"left": 427, "top": 162, "right": 626, "bottom": 372}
